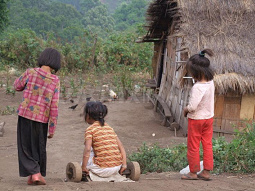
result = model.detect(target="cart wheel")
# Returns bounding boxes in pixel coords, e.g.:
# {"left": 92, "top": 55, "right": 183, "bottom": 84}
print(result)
{"left": 66, "top": 162, "right": 82, "bottom": 182}
{"left": 126, "top": 161, "right": 141, "bottom": 181}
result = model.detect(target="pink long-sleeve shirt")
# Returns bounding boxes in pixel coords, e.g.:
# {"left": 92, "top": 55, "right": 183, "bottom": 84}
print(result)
{"left": 187, "top": 80, "right": 215, "bottom": 120}
{"left": 14, "top": 68, "right": 60, "bottom": 134}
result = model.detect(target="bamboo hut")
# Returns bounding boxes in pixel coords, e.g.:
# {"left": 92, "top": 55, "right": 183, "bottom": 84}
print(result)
{"left": 141, "top": 0, "right": 255, "bottom": 136}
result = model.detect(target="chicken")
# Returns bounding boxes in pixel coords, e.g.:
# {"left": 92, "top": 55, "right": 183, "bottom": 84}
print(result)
{"left": 69, "top": 104, "right": 78, "bottom": 110}
{"left": 109, "top": 89, "right": 118, "bottom": 100}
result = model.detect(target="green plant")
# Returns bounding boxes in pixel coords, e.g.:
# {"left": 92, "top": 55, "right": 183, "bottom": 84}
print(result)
{"left": 129, "top": 122, "right": 255, "bottom": 175}
{"left": 3, "top": 66, "right": 15, "bottom": 96}
{"left": 70, "top": 78, "right": 79, "bottom": 98}
{"left": 213, "top": 122, "right": 255, "bottom": 174}
{"left": 6, "top": 86, "right": 15, "bottom": 96}
{"left": 128, "top": 143, "right": 188, "bottom": 174}
{"left": 60, "top": 84, "right": 67, "bottom": 100}
{"left": 1, "top": 106, "right": 16, "bottom": 115}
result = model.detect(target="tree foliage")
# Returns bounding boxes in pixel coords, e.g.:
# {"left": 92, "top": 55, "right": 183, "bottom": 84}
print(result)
{"left": 1, "top": 0, "right": 153, "bottom": 74}
{"left": 80, "top": 0, "right": 115, "bottom": 35}
{"left": 8, "top": 0, "right": 84, "bottom": 41}
{"left": 0, "top": 29, "right": 44, "bottom": 67}
{"left": 0, "top": 0, "right": 9, "bottom": 33}
{"left": 7, "top": 0, "right": 151, "bottom": 39}
{"left": 113, "top": 0, "right": 149, "bottom": 31}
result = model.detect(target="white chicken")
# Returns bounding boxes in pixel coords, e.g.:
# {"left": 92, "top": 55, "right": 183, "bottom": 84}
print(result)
{"left": 109, "top": 89, "right": 118, "bottom": 100}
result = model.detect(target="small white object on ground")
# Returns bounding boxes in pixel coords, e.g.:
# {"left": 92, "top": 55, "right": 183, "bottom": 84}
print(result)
{"left": 179, "top": 161, "right": 203, "bottom": 174}
{"left": 9, "top": 67, "right": 17, "bottom": 75}
{"left": 102, "top": 84, "right": 109, "bottom": 92}
{"left": 134, "top": 85, "right": 141, "bottom": 93}
{"left": 152, "top": 133, "right": 155, "bottom": 137}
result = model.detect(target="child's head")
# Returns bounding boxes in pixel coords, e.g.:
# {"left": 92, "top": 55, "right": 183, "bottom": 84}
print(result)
{"left": 186, "top": 49, "right": 214, "bottom": 81}
{"left": 84, "top": 101, "right": 108, "bottom": 126}
{"left": 38, "top": 48, "right": 61, "bottom": 73}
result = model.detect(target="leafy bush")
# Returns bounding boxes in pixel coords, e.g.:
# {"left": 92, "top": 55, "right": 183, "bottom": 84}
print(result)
{"left": 129, "top": 122, "right": 255, "bottom": 174}
{"left": 0, "top": 29, "right": 44, "bottom": 68}
{"left": 99, "top": 30, "right": 153, "bottom": 71}
{"left": 0, "top": 106, "right": 16, "bottom": 115}
{"left": 213, "top": 122, "right": 255, "bottom": 174}
{"left": 128, "top": 143, "right": 188, "bottom": 174}
{"left": 0, "top": 26, "right": 153, "bottom": 75}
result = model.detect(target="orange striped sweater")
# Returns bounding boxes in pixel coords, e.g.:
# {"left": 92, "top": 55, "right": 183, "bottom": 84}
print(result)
{"left": 85, "top": 121, "right": 123, "bottom": 168}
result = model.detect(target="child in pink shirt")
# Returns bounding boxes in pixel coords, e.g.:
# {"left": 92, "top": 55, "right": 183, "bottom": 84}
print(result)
{"left": 14, "top": 48, "right": 61, "bottom": 185}
{"left": 181, "top": 49, "right": 215, "bottom": 181}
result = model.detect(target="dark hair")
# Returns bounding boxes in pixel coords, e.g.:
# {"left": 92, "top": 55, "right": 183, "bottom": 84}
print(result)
{"left": 38, "top": 48, "right": 61, "bottom": 73}
{"left": 84, "top": 101, "right": 108, "bottom": 126}
{"left": 186, "top": 49, "right": 214, "bottom": 81}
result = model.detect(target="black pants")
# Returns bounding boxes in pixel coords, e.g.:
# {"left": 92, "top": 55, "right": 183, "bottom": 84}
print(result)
{"left": 17, "top": 116, "right": 48, "bottom": 177}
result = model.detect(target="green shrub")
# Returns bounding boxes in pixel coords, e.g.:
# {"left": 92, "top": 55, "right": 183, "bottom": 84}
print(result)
{"left": 213, "top": 122, "right": 255, "bottom": 174}
{"left": 129, "top": 122, "right": 255, "bottom": 174}
{"left": 0, "top": 106, "right": 16, "bottom": 115}
{"left": 128, "top": 143, "right": 188, "bottom": 174}
{"left": 0, "top": 29, "right": 43, "bottom": 68}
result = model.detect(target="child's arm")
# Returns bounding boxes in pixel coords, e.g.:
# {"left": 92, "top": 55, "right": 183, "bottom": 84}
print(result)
{"left": 82, "top": 139, "right": 92, "bottom": 174}
{"left": 13, "top": 69, "right": 29, "bottom": 91}
{"left": 183, "top": 107, "right": 189, "bottom": 117}
{"left": 116, "top": 137, "right": 127, "bottom": 174}
{"left": 48, "top": 80, "right": 60, "bottom": 138}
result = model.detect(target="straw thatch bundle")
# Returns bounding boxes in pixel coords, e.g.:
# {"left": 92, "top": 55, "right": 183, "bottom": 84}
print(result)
{"left": 144, "top": 0, "right": 255, "bottom": 94}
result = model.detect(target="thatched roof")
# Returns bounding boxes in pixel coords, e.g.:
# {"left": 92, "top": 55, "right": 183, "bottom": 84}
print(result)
{"left": 143, "top": 0, "right": 255, "bottom": 94}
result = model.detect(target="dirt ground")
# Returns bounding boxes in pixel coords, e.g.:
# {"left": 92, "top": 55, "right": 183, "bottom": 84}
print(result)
{"left": 1, "top": 87, "right": 255, "bottom": 191}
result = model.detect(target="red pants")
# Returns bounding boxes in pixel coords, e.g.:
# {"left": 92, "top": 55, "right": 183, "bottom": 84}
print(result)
{"left": 187, "top": 118, "right": 213, "bottom": 173}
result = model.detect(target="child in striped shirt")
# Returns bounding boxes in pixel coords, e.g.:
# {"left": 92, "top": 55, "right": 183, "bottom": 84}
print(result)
{"left": 82, "top": 101, "right": 127, "bottom": 179}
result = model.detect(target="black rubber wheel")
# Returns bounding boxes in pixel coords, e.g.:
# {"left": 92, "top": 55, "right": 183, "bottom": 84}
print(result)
{"left": 126, "top": 161, "right": 141, "bottom": 181}
{"left": 66, "top": 162, "right": 82, "bottom": 182}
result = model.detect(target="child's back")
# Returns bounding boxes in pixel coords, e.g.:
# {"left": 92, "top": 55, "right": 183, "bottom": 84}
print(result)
{"left": 187, "top": 80, "right": 214, "bottom": 120}
{"left": 14, "top": 67, "right": 60, "bottom": 134}
{"left": 85, "top": 121, "right": 123, "bottom": 168}
{"left": 82, "top": 101, "right": 127, "bottom": 179}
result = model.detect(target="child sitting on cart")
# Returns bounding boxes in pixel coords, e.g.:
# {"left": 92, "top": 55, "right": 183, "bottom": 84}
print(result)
{"left": 82, "top": 101, "right": 127, "bottom": 179}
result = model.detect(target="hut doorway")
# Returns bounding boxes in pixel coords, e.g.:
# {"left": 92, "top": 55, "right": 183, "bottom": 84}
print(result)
{"left": 156, "top": 41, "right": 166, "bottom": 88}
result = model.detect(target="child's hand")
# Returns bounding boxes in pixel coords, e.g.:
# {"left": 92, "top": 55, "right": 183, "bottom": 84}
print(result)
{"left": 48, "top": 134, "right": 54, "bottom": 139}
{"left": 82, "top": 167, "right": 89, "bottom": 175}
{"left": 183, "top": 107, "right": 189, "bottom": 117}
{"left": 119, "top": 165, "right": 127, "bottom": 175}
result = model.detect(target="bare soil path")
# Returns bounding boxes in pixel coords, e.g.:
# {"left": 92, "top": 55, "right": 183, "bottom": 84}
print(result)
{"left": 0, "top": 88, "right": 255, "bottom": 191}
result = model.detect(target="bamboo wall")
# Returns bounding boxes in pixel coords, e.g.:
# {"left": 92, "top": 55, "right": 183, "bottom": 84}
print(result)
{"left": 155, "top": 37, "right": 192, "bottom": 135}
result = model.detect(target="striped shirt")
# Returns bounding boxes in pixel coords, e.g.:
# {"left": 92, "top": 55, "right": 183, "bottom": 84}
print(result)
{"left": 14, "top": 68, "right": 60, "bottom": 134}
{"left": 85, "top": 121, "right": 123, "bottom": 168}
